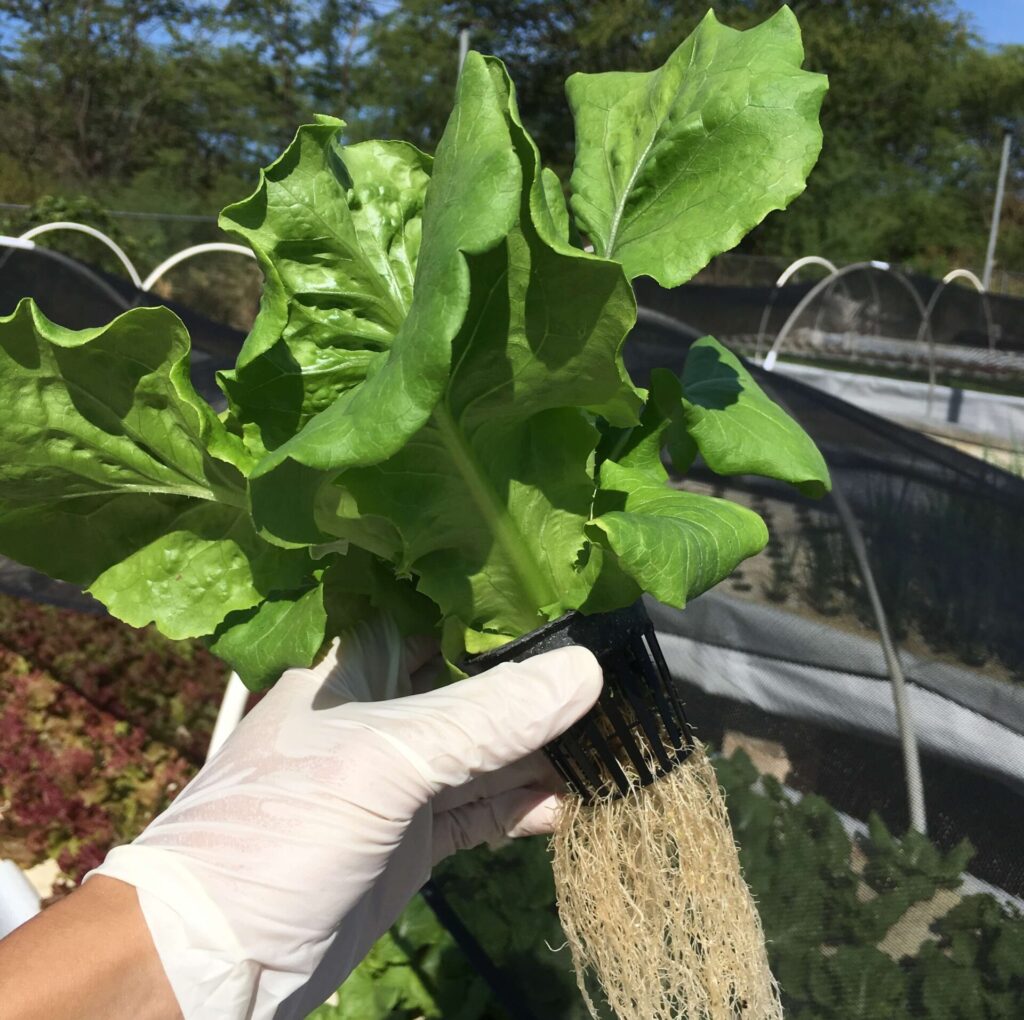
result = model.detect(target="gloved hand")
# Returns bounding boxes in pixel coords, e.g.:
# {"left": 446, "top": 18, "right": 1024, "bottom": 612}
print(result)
{"left": 87, "top": 614, "right": 602, "bottom": 1020}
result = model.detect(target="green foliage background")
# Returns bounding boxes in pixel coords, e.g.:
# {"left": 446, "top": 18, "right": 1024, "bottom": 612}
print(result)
{"left": 310, "top": 749, "right": 1024, "bottom": 1020}
{"left": 1, "top": 0, "right": 1022, "bottom": 305}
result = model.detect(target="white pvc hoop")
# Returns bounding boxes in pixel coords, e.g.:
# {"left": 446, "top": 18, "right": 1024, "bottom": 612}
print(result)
{"left": 3, "top": 224, "right": 257, "bottom": 298}
{"left": 943, "top": 268, "right": 985, "bottom": 291}
{"left": 916, "top": 267, "right": 995, "bottom": 413}
{"left": 830, "top": 484, "right": 928, "bottom": 834}
{"left": 206, "top": 672, "right": 250, "bottom": 760}
{"left": 774, "top": 255, "right": 839, "bottom": 289}
{"left": 18, "top": 221, "right": 143, "bottom": 288}
{"left": 762, "top": 261, "right": 929, "bottom": 372}
{"left": 0, "top": 860, "right": 41, "bottom": 938}
{"left": 143, "top": 243, "right": 256, "bottom": 292}
{"left": 0, "top": 235, "right": 35, "bottom": 252}
{"left": 755, "top": 256, "right": 839, "bottom": 361}
{"left": 0, "top": 235, "right": 130, "bottom": 310}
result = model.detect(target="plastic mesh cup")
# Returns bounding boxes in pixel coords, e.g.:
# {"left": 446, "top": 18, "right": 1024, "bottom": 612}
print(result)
{"left": 464, "top": 601, "right": 695, "bottom": 804}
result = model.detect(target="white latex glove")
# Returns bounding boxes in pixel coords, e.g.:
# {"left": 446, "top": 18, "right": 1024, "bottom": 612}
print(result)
{"left": 87, "top": 614, "right": 602, "bottom": 1020}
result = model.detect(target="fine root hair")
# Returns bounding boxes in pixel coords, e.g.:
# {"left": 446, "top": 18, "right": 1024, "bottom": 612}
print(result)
{"left": 551, "top": 743, "right": 781, "bottom": 1020}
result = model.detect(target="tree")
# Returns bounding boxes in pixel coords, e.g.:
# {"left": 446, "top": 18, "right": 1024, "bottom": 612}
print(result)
{"left": 0, "top": 0, "right": 1020, "bottom": 294}
{"left": 358, "top": 0, "right": 1023, "bottom": 275}
{"left": 0, "top": 1, "right": 211, "bottom": 187}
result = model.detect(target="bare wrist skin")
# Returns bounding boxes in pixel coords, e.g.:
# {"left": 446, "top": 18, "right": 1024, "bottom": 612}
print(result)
{"left": 0, "top": 876, "right": 181, "bottom": 1020}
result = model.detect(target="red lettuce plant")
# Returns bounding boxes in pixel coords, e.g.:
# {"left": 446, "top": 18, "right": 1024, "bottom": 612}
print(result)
{"left": 0, "top": 595, "right": 224, "bottom": 892}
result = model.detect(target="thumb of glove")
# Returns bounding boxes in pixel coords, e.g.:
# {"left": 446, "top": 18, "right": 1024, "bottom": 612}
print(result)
{"left": 348, "top": 645, "right": 603, "bottom": 796}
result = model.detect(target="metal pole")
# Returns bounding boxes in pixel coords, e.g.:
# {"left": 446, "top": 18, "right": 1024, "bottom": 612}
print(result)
{"left": 457, "top": 25, "right": 470, "bottom": 78}
{"left": 421, "top": 880, "right": 540, "bottom": 1020}
{"left": 982, "top": 132, "right": 1012, "bottom": 291}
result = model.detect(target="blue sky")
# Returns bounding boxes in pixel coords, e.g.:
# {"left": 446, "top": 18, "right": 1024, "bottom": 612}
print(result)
{"left": 956, "top": 0, "right": 1024, "bottom": 45}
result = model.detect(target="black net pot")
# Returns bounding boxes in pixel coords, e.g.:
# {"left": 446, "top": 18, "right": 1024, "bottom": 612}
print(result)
{"left": 464, "top": 601, "right": 695, "bottom": 805}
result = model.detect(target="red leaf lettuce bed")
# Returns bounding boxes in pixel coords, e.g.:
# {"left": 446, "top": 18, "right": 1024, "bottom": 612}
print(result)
{"left": 0, "top": 593, "right": 227, "bottom": 893}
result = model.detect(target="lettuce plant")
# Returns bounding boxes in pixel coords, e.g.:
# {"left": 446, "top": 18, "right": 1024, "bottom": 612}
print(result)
{"left": 0, "top": 8, "right": 829, "bottom": 687}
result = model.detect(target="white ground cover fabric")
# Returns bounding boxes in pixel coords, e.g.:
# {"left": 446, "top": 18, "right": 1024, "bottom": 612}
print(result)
{"left": 773, "top": 361, "right": 1024, "bottom": 444}
{"left": 648, "top": 593, "right": 1024, "bottom": 794}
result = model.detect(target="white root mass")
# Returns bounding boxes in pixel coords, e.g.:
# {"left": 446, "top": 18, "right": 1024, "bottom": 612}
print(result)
{"left": 552, "top": 742, "right": 782, "bottom": 1020}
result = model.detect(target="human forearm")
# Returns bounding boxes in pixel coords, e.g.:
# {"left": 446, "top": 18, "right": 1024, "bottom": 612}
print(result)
{"left": 0, "top": 875, "right": 180, "bottom": 1020}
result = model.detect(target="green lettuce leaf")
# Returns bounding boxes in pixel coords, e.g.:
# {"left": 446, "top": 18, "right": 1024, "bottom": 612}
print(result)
{"left": 208, "top": 549, "right": 437, "bottom": 691}
{"left": 336, "top": 408, "right": 600, "bottom": 642}
{"left": 249, "top": 52, "right": 523, "bottom": 545}
{"left": 601, "top": 367, "right": 694, "bottom": 479}
{"left": 676, "top": 336, "right": 830, "bottom": 496}
{"left": 566, "top": 6, "right": 826, "bottom": 285}
{"left": 0, "top": 300, "right": 309, "bottom": 637}
{"left": 257, "top": 56, "right": 643, "bottom": 646}
{"left": 219, "top": 119, "right": 432, "bottom": 450}
{"left": 0, "top": 15, "right": 832, "bottom": 674}
{"left": 0, "top": 299, "right": 246, "bottom": 567}
{"left": 589, "top": 460, "right": 768, "bottom": 608}
{"left": 211, "top": 582, "right": 330, "bottom": 690}
{"left": 89, "top": 502, "right": 310, "bottom": 639}
{"left": 539, "top": 166, "right": 571, "bottom": 244}
{"left": 322, "top": 549, "right": 439, "bottom": 639}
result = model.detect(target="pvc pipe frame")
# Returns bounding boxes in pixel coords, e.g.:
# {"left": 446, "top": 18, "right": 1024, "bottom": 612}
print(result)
{"left": 142, "top": 243, "right": 255, "bottom": 292}
{"left": 830, "top": 486, "right": 928, "bottom": 834}
{"left": 207, "top": 673, "right": 250, "bottom": 760}
{"left": 761, "top": 261, "right": 930, "bottom": 373}
{"left": 2, "top": 222, "right": 256, "bottom": 299}
{"left": 914, "top": 269, "right": 994, "bottom": 415}
{"left": 754, "top": 256, "right": 838, "bottom": 362}
{"left": 0, "top": 235, "right": 132, "bottom": 310}
{"left": 0, "top": 859, "right": 41, "bottom": 939}
{"left": 759, "top": 259, "right": 996, "bottom": 395}
{"left": 19, "top": 221, "right": 143, "bottom": 288}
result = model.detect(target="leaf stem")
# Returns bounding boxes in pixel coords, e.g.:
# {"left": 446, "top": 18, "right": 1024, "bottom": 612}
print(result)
{"left": 603, "top": 129, "right": 659, "bottom": 259}
{"left": 431, "top": 404, "right": 556, "bottom": 615}
{"left": 605, "top": 426, "right": 636, "bottom": 465}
